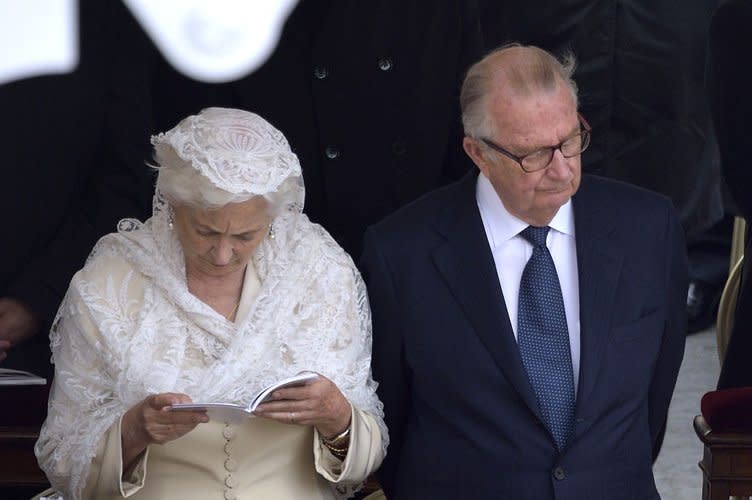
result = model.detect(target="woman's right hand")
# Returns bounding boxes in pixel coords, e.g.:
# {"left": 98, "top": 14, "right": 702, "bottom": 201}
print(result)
{"left": 121, "top": 393, "right": 208, "bottom": 469}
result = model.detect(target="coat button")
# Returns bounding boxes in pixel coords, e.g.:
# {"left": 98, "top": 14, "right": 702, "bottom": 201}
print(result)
{"left": 222, "top": 426, "right": 235, "bottom": 440}
{"left": 391, "top": 140, "right": 407, "bottom": 156}
{"left": 325, "top": 146, "right": 340, "bottom": 159}
{"left": 553, "top": 466, "right": 566, "bottom": 481}
{"left": 314, "top": 66, "right": 328, "bottom": 79}
{"left": 224, "top": 489, "right": 237, "bottom": 500}
{"left": 225, "top": 475, "right": 238, "bottom": 488}
{"left": 224, "top": 458, "right": 238, "bottom": 472}
{"left": 377, "top": 57, "right": 393, "bottom": 71}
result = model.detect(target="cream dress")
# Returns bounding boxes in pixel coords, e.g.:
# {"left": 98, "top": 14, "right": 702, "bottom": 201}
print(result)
{"left": 79, "top": 264, "right": 383, "bottom": 500}
{"left": 36, "top": 204, "right": 386, "bottom": 500}
{"left": 85, "top": 405, "right": 382, "bottom": 499}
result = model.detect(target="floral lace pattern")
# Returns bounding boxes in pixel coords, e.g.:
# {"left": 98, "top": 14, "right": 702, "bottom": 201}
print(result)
{"left": 35, "top": 121, "right": 387, "bottom": 498}
{"left": 151, "top": 107, "right": 304, "bottom": 208}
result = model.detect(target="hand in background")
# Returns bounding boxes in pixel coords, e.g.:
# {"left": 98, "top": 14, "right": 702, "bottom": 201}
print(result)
{"left": 254, "top": 373, "right": 351, "bottom": 439}
{"left": 0, "top": 297, "right": 39, "bottom": 362}
{"left": 121, "top": 393, "right": 209, "bottom": 469}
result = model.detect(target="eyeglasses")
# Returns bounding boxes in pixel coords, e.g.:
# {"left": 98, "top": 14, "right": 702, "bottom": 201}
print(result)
{"left": 480, "top": 113, "right": 592, "bottom": 173}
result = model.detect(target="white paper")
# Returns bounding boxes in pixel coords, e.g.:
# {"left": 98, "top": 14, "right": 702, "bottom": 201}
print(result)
{"left": 0, "top": 367, "right": 47, "bottom": 386}
{"left": 170, "top": 372, "right": 318, "bottom": 423}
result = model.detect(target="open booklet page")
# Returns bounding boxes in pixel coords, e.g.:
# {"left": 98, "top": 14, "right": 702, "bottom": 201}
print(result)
{"left": 170, "top": 372, "right": 319, "bottom": 422}
{"left": 0, "top": 367, "right": 47, "bottom": 386}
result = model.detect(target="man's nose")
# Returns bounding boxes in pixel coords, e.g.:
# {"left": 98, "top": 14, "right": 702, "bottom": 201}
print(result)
{"left": 547, "top": 148, "right": 573, "bottom": 178}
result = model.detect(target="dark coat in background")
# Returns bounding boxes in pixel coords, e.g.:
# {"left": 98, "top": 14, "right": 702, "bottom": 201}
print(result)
{"left": 480, "top": 0, "right": 723, "bottom": 239}
{"left": 231, "top": 0, "right": 482, "bottom": 257}
{"left": 711, "top": 0, "right": 752, "bottom": 389}
{"left": 152, "top": 0, "right": 484, "bottom": 258}
{"left": 0, "top": 0, "right": 152, "bottom": 376}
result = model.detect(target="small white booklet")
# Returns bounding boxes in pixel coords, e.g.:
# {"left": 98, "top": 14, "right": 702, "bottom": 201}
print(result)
{"left": 0, "top": 367, "right": 47, "bottom": 386}
{"left": 170, "top": 372, "right": 319, "bottom": 422}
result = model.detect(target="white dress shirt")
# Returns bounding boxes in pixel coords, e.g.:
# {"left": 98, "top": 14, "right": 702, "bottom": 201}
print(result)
{"left": 476, "top": 174, "right": 581, "bottom": 394}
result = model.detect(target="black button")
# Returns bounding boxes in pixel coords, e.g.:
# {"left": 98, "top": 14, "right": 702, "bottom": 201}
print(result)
{"left": 314, "top": 66, "right": 328, "bottom": 79}
{"left": 553, "top": 466, "right": 565, "bottom": 481}
{"left": 392, "top": 140, "right": 407, "bottom": 156}
{"left": 377, "top": 57, "right": 393, "bottom": 71}
{"left": 325, "top": 146, "right": 340, "bottom": 159}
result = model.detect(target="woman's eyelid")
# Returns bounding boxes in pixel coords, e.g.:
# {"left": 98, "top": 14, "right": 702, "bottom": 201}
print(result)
{"left": 195, "top": 227, "right": 216, "bottom": 236}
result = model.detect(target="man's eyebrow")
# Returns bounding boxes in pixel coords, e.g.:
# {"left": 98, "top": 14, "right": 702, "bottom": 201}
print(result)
{"left": 522, "top": 123, "right": 582, "bottom": 153}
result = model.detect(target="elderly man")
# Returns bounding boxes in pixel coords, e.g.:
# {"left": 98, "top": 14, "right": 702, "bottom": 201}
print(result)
{"left": 362, "top": 44, "right": 687, "bottom": 499}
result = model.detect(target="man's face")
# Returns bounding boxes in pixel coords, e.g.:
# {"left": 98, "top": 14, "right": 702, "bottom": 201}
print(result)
{"left": 466, "top": 82, "right": 582, "bottom": 226}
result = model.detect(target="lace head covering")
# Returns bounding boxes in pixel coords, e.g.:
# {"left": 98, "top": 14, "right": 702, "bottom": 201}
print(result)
{"left": 151, "top": 107, "right": 304, "bottom": 213}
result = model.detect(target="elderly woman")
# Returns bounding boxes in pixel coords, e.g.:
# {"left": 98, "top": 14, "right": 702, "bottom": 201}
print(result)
{"left": 34, "top": 108, "right": 387, "bottom": 499}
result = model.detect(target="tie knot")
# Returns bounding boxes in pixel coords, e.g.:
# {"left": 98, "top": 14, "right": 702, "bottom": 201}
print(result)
{"left": 520, "top": 225, "right": 550, "bottom": 248}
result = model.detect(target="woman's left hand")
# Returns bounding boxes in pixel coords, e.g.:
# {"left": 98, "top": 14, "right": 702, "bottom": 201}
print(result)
{"left": 253, "top": 373, "right": 351, "bottom": 438}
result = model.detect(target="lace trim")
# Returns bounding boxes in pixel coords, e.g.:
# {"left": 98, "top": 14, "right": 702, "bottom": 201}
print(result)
{"left": 151, "top": 107, "right": 303, "bottom": 200}
{"left": 36, "top": 203, "right": 387, "bottom": 499}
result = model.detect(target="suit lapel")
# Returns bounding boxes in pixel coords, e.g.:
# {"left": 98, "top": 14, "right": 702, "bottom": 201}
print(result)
{"left": 572, "top": 177, "right": 623, "bottom": 415}
{"left": 431, "top": 172, "right": 543, "bottom": 420}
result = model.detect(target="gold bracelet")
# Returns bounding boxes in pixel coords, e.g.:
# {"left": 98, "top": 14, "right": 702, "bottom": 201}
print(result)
{"left": 322, "top": 440, "right": 349, "bottom": 460}
{"left": 321, "top": 424, "right": 350, "bottom": 460}
{"left": 322, "top": 441, "right": 348, "bottom": 453}
{"left": 322, "top": 425, "right": 351, "bottom": 447}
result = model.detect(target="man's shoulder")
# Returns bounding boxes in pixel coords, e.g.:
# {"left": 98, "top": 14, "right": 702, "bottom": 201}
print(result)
{"left": 367, "top": 173, "right": 474, "bottom": 242}
{"left": 577, "top": 174, "right": 675, "bottom": 215}
{"left": 575, "top": 175, "right": 683, "bottom": 253}
{"left": 713, "top": 0, "right": 752, "bottom": 27}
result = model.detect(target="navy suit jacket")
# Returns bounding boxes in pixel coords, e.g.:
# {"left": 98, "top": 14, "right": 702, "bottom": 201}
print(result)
{"left": 362, "top": 172, "right": 687, "bottom": 499}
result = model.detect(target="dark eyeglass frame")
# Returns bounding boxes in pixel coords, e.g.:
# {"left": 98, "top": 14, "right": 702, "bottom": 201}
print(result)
{"left": 480, "top": 113, "right": 592, "bottom": 173}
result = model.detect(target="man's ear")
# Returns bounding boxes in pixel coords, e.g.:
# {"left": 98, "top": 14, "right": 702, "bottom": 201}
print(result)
{"left": 463, "top": 136, "right": 490, "bottom": 178}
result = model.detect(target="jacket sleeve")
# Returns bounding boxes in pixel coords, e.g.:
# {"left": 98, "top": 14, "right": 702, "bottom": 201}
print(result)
{"left": 648, "top": 202, "right": 688, "bottom": 451}
{"left": 360, "top": 227, "right": 408, "bottom": 497}
{"left": 313, "top": 405, "right": 384, "bottom": 485}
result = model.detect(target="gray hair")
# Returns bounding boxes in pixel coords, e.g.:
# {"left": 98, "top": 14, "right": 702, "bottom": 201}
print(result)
{"left": 153, "top": 147, "right": 286, "bottom": 215}
{"left": 460, "top": 43, "right": 578, "bottom": 140}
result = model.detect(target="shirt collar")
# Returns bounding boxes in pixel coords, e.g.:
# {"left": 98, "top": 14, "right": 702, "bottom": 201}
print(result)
{"left": 476, "top": 173, "right": 575, "bottom": 248}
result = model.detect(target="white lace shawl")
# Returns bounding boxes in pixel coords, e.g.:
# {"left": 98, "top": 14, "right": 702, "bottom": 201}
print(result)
{"left": 34, "top": 198, "right": 387, "bottom": 499}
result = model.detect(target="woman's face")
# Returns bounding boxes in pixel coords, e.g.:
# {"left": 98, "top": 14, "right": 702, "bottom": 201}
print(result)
{"left": 172, "top": 196, "right": 272, "bottom": 279}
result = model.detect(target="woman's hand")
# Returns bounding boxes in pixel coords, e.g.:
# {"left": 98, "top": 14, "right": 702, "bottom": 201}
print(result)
{"left": 121, "top": 393, "right": 209, "bottom": 469}
{"left": 254, "top": 374, "right": 351, "bottom": 439}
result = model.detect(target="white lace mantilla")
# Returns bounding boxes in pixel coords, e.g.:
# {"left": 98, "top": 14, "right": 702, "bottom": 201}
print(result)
{"left": 34, "top": 195, "right": 387, "bottom": 499}
{"left": 152, "top": 107, "right": 304, "bottom": 205}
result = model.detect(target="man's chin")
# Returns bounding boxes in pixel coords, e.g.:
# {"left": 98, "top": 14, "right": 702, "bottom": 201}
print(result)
{"left": 542, "top": 187, "right": 574, "bottom": 205}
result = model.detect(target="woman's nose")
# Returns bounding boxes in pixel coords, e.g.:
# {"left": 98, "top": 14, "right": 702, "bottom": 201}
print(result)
{"left": 212, "top": 239, "right": 234, "bottom": 265}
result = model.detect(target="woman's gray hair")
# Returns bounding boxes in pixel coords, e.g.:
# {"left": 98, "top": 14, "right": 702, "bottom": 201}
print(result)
{"left": 153, "top": 147, "right": 288, "bottom": 215}
{"left": 460, "top": 43, "right": 579, "bottom": 140}
{"left": 151, "top": 107, "right": 305, "bottom": 215}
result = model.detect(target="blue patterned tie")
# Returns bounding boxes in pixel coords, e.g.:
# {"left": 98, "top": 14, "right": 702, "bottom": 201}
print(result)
{"left": 517, "top": 226, "right": 575, "bottom": 451}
